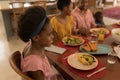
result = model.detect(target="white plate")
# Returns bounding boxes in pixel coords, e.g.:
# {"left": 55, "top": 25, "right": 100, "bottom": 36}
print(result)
{"left": 118, "top": 53, "right": 120, "bottom": 59}
{"left": 114, "top": 45, "right": 120, "bottom": 59}
{"left": 90, "top": 28, "right": 109, "bottom": 34}
{"left": 116, "top": 22, "right": 120, "bottom": 25}
{"left": 62, "top": 36, "right": 85, "bottom": 46}
{"left": 90, "top": 28, "right": 99, "bottom": 32}
{"left": 67, "top": 53, "right": 98, "bottom": 70}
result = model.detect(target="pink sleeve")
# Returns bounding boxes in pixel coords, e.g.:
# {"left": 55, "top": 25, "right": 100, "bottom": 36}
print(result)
{"left": 22, "top": 56, "right": 43, "bottom": 73}
{"left": 89, "top": 10, "right": 97, "bottom": 28}
{"left": 71, "top": 15, "right": 80, "bottom": 34}
{"left": 72, "top": 12, "right": 79, "bottom": 29}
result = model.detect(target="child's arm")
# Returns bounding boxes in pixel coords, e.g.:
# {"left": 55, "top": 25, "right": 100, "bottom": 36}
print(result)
{"left": 27, "top": 71, "right": 44, "bottom": 80}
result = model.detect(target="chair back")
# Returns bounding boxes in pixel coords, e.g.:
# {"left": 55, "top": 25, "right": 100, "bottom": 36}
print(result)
{"left": 104, "top": 0, "right": 114, "bottom": 5}
{"left": 32, "top": 1, "right": 46, "bottom": 9}
{"left": 48, "top": 13, "right": 58, "bottom": 19}
{"left": 10, "top": 2, "right": 25, "bottom": 16}
{"left": 9, "top": 51, "right": 32, "bottom": 80}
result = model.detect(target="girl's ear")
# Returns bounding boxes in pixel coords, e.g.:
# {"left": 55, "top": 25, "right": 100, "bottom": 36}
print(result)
{"left": 32, "top": 35, "right": 40, "bottom": 42}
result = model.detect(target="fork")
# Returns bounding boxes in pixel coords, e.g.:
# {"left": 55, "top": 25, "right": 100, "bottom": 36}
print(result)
{"left": 87, "top": 67, "right": 107, "bottom": 77}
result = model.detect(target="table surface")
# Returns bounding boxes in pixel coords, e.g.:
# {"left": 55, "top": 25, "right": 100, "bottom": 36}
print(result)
{"left": 46, "top": 26, "right": 120, "bottom": 80}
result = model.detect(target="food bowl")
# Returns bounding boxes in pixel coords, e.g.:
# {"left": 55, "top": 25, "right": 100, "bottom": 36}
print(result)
{"left": 112, "top": 28, "right": 120, "bottom": 43}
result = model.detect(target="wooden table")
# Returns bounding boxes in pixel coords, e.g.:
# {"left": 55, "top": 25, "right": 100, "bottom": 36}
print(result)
{"left": 46, "top": 28, "right": 120, "bottom": 80}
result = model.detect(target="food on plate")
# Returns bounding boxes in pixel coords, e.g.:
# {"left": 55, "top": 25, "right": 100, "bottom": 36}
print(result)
{"left": 88, "top": 42, "right": 98, "bottom": 51}
{"left": 99, "top": 28, "right": 107, "bottom": 34}
{"left": 82, "top": 44, "right": 91, "bottom": 52}
{"left": 115, "top": 32, "right": 120, "bottom": 36}
{"left": 78, "top": 54, "right": 95, "bottom": 65}
{"left": 90, "top": 28, "right": 109, "bottom": 34}
{"left": 81, "top": 41, "right": 98, "bottom": 52}
{"left": 64, "top": 37, "right": 81, "bottom": 45}
{"left": 63, "top": 35, "right": 84, "bottom": 46}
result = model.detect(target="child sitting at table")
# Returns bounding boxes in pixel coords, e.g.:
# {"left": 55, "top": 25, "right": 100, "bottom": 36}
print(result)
{"left": 17, "top": 6, "right": 64, "bottom": 80}
{"left": 50, "top": 0, "right": 74, "bottom": 40}
{"left": 94, "top": 11, "right": 105, "bottom": 27}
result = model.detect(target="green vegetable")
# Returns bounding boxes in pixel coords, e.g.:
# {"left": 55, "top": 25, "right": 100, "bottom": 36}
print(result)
{"left": 99, "top": 30, "right": 106, "bottom": 34}
{"left": 116, "top": 33, "right": 120, "bottom": 36}
{"left": 82, "top": 55, "right": 95, "bottom": 65}
{"left": 65, "top": 37, "right": 82, "bottom": 45}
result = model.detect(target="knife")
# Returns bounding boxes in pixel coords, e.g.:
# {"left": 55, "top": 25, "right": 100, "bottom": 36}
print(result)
{"left": 87, "top": 67, "right": 107, "bottom": 77}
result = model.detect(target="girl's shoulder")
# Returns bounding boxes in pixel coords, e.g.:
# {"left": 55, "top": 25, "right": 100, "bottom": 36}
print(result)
{"left": 21, "top": 54, "right": 50, "bottom": 73}
{"left": 51, "top": 16, "right": 58, "bottom": 21}
{"left": 67, "top": 15, "right": 74, "bottom": 22}
{"left": 69, "top": 15, "right": 74, "bottom": 19}
{"left": 50, "top": 16, "right": 58, "bottom": 24}
{"left": 22, "top": 55, "right": 43, "bottom": 63}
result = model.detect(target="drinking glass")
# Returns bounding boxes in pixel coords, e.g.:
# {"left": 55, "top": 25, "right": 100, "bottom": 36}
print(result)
{"left": 107, "top": 51, "right": 117, "bottom": 64}
{"left": 90, "top": 33, "right": 98, "bottom": 42}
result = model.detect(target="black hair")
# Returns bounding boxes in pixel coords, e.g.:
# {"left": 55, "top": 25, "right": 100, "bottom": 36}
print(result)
{"left": 17, "top": 6, "right": 49, "bottom": 42}
{"left": 94, "top": 11, "right": 105, "bottom": 26}
{"left": 57, "top": 0, "right": 71, "bottom": 11}
{"left": 94, "top": 11, "right": 103, "bottom": 19}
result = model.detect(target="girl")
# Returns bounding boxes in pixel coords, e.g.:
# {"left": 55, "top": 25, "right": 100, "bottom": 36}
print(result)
{"left": 94, "top": 11, "right": 105, "bottom": 27}
{"left": 50, "top": 0, "right": 74, "bottom": 40}
{"left": 17, "top": 6, "right": 64, "bottom": 80}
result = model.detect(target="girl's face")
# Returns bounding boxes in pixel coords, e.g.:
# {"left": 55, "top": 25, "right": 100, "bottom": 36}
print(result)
{"left": 97, "top": 14, "right": 103, "bottom": 22}
{"left": 64, "top": 3, "right": 73, "bottom": 16}
{"left": 37, "top": 23, "right": 54, "bottom": 47}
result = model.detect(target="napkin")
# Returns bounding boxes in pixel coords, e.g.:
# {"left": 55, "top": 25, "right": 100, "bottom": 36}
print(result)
{"left": 45, "top": 45, "right": 66, "bottom": 54}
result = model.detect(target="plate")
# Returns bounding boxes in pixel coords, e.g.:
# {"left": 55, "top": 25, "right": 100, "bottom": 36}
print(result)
{"left": 116, "top": 22, "right": 120, "bottom": 25}
{"left": 118, "top": 53, "right": 120, "bottom": 59}
{"left": 67, "top": 53, "right": 98, "bottom": 70}
{"left": 114, "top": 45, "right": 120, "bottom": 59}
{"left": 62, "top": 35, "right": 85, "bottom": 46}
{"left": 80, "top": 44, "right": 112, "bottom": 55}
{"left": 90, "top": 28, "right": 109, "bottom": 34}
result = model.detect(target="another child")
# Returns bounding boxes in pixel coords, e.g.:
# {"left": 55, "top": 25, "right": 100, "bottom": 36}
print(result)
{"left": 94, "top": 11, "right": 105, "bottom": 27}
{"left": 50, "top": 0, "right": 74, "bottom": 40}
{"left": 17, "top": 6, "right": 64, "bottom": 80}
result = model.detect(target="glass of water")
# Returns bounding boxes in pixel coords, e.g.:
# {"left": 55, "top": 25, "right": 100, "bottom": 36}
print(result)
{"left": 107, "top": 51, "right": 117, "bottom": 64}
{"left": 90, "top": 33, "right": 98, "bottom": 42}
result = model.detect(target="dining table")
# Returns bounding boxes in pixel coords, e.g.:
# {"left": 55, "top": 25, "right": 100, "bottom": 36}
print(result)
{"left": 45, "top": 25, "right": 120, "bottom": 80}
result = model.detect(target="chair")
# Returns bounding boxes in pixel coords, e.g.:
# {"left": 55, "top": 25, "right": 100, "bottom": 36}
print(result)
{"left": 90, "top": 7, "right": 103, "bottom": 15}
{"left": 32, "top": 1, "right": 47, "bottom": 9}
{"left": 104, "top": 0, "right": 114, "bottom": 6}
{"left": 48, "top": 13, "right": 59, "bottom": 19}
{"left": 10, "top": 2, "right": 25, "bottom": 38}
{"left": 9, "top": 51, "right": 32, "bottom": 80}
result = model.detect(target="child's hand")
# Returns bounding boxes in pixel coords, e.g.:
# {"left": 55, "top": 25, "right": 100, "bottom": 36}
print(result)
{"left": 78, "top": 27, "right": 90, "bottom": 36}
{"left": 72, "top": 29, "right": 79, "bottom": 35}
